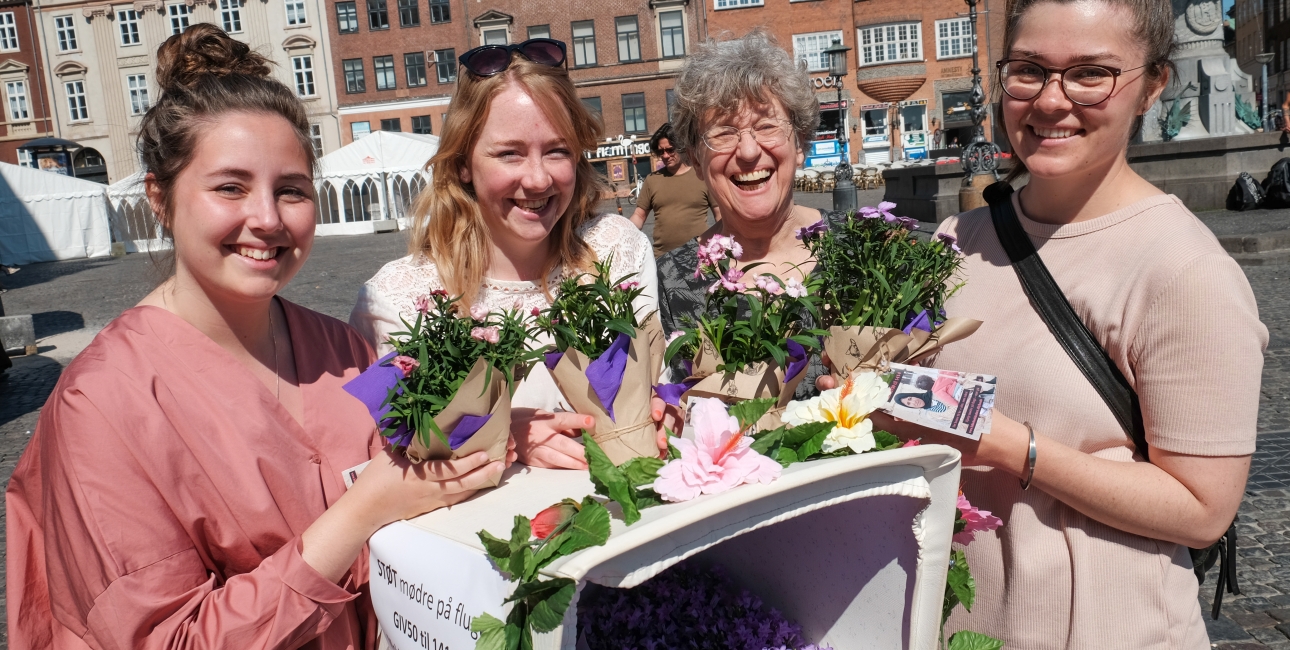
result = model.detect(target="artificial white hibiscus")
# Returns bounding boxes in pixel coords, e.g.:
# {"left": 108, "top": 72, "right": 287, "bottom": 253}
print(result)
{"left": 782, "top": 372, "right": 889, "bottom": 454}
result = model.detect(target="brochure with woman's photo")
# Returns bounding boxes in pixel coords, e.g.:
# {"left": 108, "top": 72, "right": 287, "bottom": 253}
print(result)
{"left": 880, "top": 363, "right": 996, "bottom": 440}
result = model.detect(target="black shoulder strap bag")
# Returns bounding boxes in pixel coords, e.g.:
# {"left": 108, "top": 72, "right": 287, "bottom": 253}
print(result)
{"left": 982, "top": 181, "right": 1239, "bottom": 620}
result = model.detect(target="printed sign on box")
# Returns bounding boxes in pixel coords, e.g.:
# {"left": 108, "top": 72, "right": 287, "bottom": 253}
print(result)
{"left": 880, "top": 363, "right": 996, "bottom": 440}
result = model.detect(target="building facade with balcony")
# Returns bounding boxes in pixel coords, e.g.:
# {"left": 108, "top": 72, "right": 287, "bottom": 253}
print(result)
{"left": 1233, "top": 0, "right": 1264, "bottom": 82}
{"left": 703, "top": 0, "right": 1002, "bottom": 166}
{"left": 32, "top": 0, "right": 341, "bottom": 183}
{"left": 0, "top": 0, "right": 56, "bottom": 169}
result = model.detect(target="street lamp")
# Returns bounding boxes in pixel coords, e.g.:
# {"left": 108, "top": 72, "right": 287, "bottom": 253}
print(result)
{"left": 960, "top": 0, "right": 1003, "bottom": 210}
{"left": 1256, "top": 52, "right": 1274, "bottom": 131}
{"left": 822, "top": 39, "right": 856, "bottom": 212}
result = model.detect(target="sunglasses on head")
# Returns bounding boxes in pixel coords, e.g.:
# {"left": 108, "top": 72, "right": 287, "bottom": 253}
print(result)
{"left": 458, "top": 38, "right": 567, "bottom": 77}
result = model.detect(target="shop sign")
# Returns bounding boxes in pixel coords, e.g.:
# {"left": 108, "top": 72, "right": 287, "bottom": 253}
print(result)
{"left": 899, "top": 99, "right": 928, "bottom": 108}
{"left": 810, "top": 76, "right": 844, "bottom": 88}
{"left": 860, "top": 103, "right": 890, "bottom": 112}
{"left": 819, "top": 100, "right": 849, "bottom": 111}
{"left": 591, "top": 141, "right": 651, "bottom": 159}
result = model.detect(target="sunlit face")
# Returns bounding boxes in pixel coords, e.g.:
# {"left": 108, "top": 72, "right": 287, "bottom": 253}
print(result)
{"left": 1002, "top": 0, "right": 1163, "bottom": 181}
{"left": 657, "top": 137, "right": 682, "bottom": 173}
{"left": 156, "top": 111, "right": 315, "bottom": 306}
{"left": 460, "top": 84, "right": 577, "bottom": 252}
{"left": 900, "top": 396, "right": 928, "bottom": 409}
{"left": 692, "top": 97, "right": 804, "bottom": 226}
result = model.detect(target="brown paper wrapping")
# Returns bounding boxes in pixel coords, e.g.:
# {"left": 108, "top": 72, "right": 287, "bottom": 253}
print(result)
{"left": 681, "top": 333, "right": 807, "bottom": 432}
{"left": 821, "top": 317, "right": 983, "bottom": 382}
{"left": 548, "top": 316, "right": 666, "bottom": 465}
{"left": 405, "top": 357, "right": 511, "bottom": 487}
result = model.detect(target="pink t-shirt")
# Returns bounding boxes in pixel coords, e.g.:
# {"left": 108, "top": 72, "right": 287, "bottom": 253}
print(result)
{"left": 7, "top": 301, "right": 382, "bottom": 650}
{"left": 934, "top": 192, "right": 1266, "bottom": 649}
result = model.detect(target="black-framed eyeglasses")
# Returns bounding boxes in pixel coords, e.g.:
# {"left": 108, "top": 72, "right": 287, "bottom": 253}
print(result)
{"left": 996, "top": 59, "right": 1147, "bottom": 106}
{"left": 458, "top": 39, "right": 567, "bottom": 78}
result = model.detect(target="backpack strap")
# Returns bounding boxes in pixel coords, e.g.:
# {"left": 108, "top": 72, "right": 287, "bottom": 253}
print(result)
{"left": 981, "top": 182, "right": 1148, "bottom": 461}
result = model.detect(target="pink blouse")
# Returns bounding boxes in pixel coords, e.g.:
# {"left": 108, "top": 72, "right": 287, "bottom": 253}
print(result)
{"left": 7, "top": 301, "right": 382, "bottom": 650}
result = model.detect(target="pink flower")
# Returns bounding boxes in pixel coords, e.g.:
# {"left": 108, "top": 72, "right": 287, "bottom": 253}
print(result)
{"left": 706, "top": 267, "right": 745, "bottom": 294}
{"left": 413, "top": 295, "right": 431, "bottom": 314}
{"left": 652, "top": 398, "right": 781, "bottom": 502}
{"left": 470, "top": 326, "right": 500, "bottom": 344}
{"left": 618, "top": 280, "right": 641, "bottom": 291}
{"left": 784, "top": 277, "right": 808, "bottom": 298}
{"left": 530, "top": 307, "right": 542, "bottom": 317}
{"left": 470, "top": 304, "right": 489, "bottom": 321}
{"left": 953, "top": 492, "right": 1003, "bottom": 545}
{"left": 390, "top": 355, "right": 420, "bottom": 377}
{"left": 530, "top": 500, "right": 579, "bottom": 540}
{"left": 754, "top": 275, "right": 783, "bottom": 295}
{"left": 666, "top": 330, "right": 684, "bottom": 345}
{"left": 901, "top": 438, "right": 921, "bottom": 448}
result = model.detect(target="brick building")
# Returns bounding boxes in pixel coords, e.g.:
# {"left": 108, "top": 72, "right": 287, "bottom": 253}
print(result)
{"left": 704, "top": 0, "right": 1003, "bottom": 166}
{"left": 326, "top": 0, "right": 704, "bottom": 187}
{"left": 0, "top": 0, "right": 56, "bottom": 168}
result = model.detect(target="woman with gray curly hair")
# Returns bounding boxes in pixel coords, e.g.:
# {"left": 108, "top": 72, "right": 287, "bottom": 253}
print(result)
{"left": 656, "top": 30, "right": 834, "bottom": 398}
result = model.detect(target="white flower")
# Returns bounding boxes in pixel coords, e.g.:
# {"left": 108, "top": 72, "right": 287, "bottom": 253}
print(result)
{"left": 784, "top": 277, "right": 808, "bottom": 298}
{"left": 782, "top": 371, "right": 888, "bottom": 454}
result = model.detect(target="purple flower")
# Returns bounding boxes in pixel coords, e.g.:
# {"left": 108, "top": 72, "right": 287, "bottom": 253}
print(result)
{"left": 794, "top": 220, "right": 829, "bottom": 241}
{"left": 937, "top": 232, "right": 963, "bottom": 253}
{"left": 709, "top": 267, "right": 746, "bottom": 294}
{"left": 898, "top": 217, "right": 920, "bottom": 230}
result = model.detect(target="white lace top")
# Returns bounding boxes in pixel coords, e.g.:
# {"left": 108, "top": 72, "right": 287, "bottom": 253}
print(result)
{"left": 349, "top": 214, "right": 658, "bottom": 411}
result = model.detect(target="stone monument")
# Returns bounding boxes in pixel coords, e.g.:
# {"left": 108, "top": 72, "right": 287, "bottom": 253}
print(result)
{"left": 1142, "top": 0, "right": 1257, "bottom": 141}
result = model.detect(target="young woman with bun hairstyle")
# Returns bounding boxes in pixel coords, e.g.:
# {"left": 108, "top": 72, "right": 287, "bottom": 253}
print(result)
{"left": 6, "top": 24, "right": 502, "bottom": 650}
{"left": 860, "top": 0, "right": 1268, "bottom": 645}
{"left": 350, "top": 42, "right": 673, "bottom": 470}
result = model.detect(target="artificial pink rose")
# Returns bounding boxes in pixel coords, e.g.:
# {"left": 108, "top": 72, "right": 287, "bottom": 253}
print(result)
{"left": 652, "top": 398, "right": 781, "bottom": 502}
{"left": 390, "top": 355, "right": 420, "bottom": 377}
{"left": 471, "top": 326, "right": 501, "bottom": 344}
{"left": 953, "top": 492, "right": 1003, "bottom": 545}
{"left": 413, "top": 295, "right": 431, "bottom": 314}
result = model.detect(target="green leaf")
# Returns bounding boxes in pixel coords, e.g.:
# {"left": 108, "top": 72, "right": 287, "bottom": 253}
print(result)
{"left": 620, "top": 456, "right": 665, "bottom": 488}
{"left": 947, "top": 631, "right": 1006, "bottom": 650}
{"left": 728, "top": 398, "right": 776, "bottom": 431}
{"left": 479, "top": 530, "right": 514, "bottom": 562}
{"left": 527, "top": 578, "right": 577, "bottom": 633}
{"left": 773, "top": 447, "right": 799, "bottom": 466}
{"left": 471, "top": 612, "right": 509, "bottom": 650}
{"left": 872, "top": 430, "right": 903, "bottom": 451}
{"left": 666, "top": 440, "right": 682, "bottom": 460}
{"left": 947, "top": 549, "right": 976, "bottom": 613}
{"left": 509, "top": 544, "right": 535, "bottom": 583}
{"left": 783, "top": 421, "right": 833, "bottom": 447}
{"left": 750, "top": 426, "right": 785, "bottom": 455}
{"left": 795, "top": 425, "right": 833, "bottom": 461}
{"left": 560, "top": 497, "right": 612, "bottom": 554}
{"left": 584, "top": 436, "right": 640, "bottom": 525}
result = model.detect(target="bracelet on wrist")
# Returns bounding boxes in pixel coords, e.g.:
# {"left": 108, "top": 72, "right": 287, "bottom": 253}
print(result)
{"left": 1020, "top": 421, "right": 1036, "bottom": 491}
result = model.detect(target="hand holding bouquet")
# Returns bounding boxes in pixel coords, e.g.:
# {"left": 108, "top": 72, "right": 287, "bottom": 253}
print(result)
{"left": 344, "top": 291, "right": 540, "bottom": 485}
{"left": 537, "top": 259, "right": 665, "bottom": 465}
{"left": 798, "top": 203, "right": 980, "bottom": 381}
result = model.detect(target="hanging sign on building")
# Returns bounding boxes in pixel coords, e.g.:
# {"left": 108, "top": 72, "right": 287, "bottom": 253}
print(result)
{"left": 591, "top": 141, "right": 651, "bottom": 159}
{"left": 811, "top": 76, "right": 844, "bottom": 88}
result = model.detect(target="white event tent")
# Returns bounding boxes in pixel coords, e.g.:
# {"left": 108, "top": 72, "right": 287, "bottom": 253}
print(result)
{"left": 0, "top": 162, "right": 111, "bottom": 264}
{"left": 106, "top": 172, "right": 169, "bottom": 254}
{"left": 315, "top": 130, "right": 437, "bottom": 236}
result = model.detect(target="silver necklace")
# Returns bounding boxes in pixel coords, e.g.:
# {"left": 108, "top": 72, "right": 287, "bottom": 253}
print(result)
{"left": 268, "top": 305, "right": 280, "bottom": 400}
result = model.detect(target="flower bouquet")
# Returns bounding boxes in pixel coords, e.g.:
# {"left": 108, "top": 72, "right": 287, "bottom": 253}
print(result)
{"left": 343, "top": 291, "right": 539, "bottom": 485}
{"left": 536, "top": 259, "right": 665, "bottom": 465}
{"left": 663, "top": 234, "right": 825, "bottom": 432}
{"left": 797, "top": 203, "right": 980, "bottom": 382}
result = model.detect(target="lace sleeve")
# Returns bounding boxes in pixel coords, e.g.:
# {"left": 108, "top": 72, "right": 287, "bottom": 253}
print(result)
{"left": 579, "top": 214, "right": 657, "bottom": 320}
{"left": 347, "top": 255, "right": 445, "bottom": 356}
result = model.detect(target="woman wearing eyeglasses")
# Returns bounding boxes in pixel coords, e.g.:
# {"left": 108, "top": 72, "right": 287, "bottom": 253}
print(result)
{"left": 864, "top": 0, "right": 1266, "bottom": 646}
{"left": 656, "top": 31, "right": 834, "bottom": 398}
{"left": 351, "top": 39, "right": 672, "bottom": 470}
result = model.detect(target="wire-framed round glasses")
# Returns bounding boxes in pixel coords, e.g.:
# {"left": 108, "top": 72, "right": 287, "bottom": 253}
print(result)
{"left": 996, "top": 59, "right": 1146, "bottom": 107}
{"left": 701, "top": 120, "right": 791, "bottom": 153}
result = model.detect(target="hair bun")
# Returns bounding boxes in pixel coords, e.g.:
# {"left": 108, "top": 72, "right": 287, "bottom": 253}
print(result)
{"left": 155, "top": 23, "right": 272, "bottom": 92}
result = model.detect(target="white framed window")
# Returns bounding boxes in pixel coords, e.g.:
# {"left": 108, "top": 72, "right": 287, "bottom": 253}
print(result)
{"left": 482, "top": 28, "right": 506, "bottom": 45}
{"left": 285, "top": 0, "right": 307, "bottom": 26}
{"left": 127, "top": 74, "right": 149, "bottom": 115}
{"left": 55, "top": 15, "right": 78, "bottom": 51}
{"left": 793, "top": 31, "right": 844, "bottom": 72}
{"left": 309, "top": 123, "right": 323, "bottom": 156}
{"left": 0, "top": 13, "right": 16, "bottom": 51}
{"left": 117, "top": 9, "right": 141, "bottom": 45}
{"left": 858, "top": 22, "right": 921, "bottom": 66}
{"left": 16, "top": 148, "right": 32, "bottom": 168}
{"left": 168, "top": 4, "right": 190, "bottom": 35}
{"left": 713, "top": 0, "right": 762, "bottom": 8}
{"left": 935, "top": 18, "right": 971, "bottom": 60}
{"left": 5, "top": 80, "right": 28, "bottom": 120}
{"left": 220, "top": 0, "right": 243, "bottom": 33}
{"left": 65, "top": 80, "right": 88, "bottom": 121}
{"left": 572, "top": 20, "right": 595, "bottom": 67}
{"left": 291, "top": 55, "right": 315, "bottom": 96}
{"left": 659, "top": 10, "right": 685, "bottom": 59}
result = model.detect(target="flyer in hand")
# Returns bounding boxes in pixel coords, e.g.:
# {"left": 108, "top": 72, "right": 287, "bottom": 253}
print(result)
{"left": 881, "top": 363, "right": 996, "bottom": 440}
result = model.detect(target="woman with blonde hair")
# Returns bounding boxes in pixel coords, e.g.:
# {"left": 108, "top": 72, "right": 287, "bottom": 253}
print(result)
{"left": 351, "top": 40, "right": 669, "bottom": 469}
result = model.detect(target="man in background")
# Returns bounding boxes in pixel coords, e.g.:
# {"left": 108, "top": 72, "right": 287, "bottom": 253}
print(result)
{"left": 631, "top": 123, "right": 718, "bottom": 257}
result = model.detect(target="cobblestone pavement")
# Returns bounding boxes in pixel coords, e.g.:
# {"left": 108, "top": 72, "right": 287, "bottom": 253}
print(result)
{"left": 0, "top": 199, "right": 1286, "bottom": 648}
